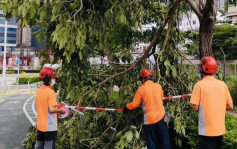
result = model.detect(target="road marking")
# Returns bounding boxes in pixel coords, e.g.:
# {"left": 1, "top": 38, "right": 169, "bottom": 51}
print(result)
{"left": 32, "top": 99, "right": 37, "bottom": 117}
{"left": 0, "top": 99, "right": 5, "bottom": 104}
{"left": 23, "top": 95, "right": 36, "bottom": 126}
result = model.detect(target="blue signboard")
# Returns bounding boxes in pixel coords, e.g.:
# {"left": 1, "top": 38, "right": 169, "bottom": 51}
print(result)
{"left": 16, "top": 59, "right": 22, "bottom": 65}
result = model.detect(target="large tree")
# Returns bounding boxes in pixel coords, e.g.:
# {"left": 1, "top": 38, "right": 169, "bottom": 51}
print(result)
{"left": 1, "top": 0, "right": 236, "bottom": 148}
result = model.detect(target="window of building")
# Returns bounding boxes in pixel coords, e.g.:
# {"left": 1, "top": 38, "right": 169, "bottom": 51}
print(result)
{"left": 0, "top": 19, "right": 5, "bottom": 24}
{"left": 7, "top": 18, "right": 17, "bottom": 26}
{"left": 0, "top": 37, "right": 4, "bottom": 43}
{"left": 7, "top": 40, "right": 16, "bottom": 44}
{"left": 0, "top": 27, "right": 4, "bottom": 32}
{"left": 7, "top": 28, "right": 17, "bottom": 33}
{"left": 193, "top": 21, "right": 196, "bottom": 25}
{"left": 7, "top": 33, "right": 16, "bottom": 37}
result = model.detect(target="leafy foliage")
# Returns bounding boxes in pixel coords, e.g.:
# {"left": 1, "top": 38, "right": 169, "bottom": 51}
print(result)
{"left": 184, "top": 114, "right": 237, "bottom": 149}
{"left": 226, "top": 76, "right": 237, "bottom": 106}
{"left": 213, "top": 25, "right": 237, "bottom": 60}
{"left": 3, "top": 0, "right": 237, "bottom": 149}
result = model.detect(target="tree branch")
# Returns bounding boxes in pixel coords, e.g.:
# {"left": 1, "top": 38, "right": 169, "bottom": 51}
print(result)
{"left": 186, "top": 0, "right": 203, "bottom": 18}
{"left": 77, "top": 0, "right": 182, "bottom": 103}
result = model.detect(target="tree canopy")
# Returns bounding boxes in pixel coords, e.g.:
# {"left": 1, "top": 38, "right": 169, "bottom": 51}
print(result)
{"left": 1, "top": 0, "right": 237, "bottom": 148}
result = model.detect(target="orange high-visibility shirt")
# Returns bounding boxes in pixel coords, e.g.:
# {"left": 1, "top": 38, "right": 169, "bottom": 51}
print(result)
{"left": 126, "top": 80, "right": 165, "bottom": 125}
{"left": 35, "top": 85, "right": 58, "bottom": 132}
{"left": 190, "top": 76, "right": 233, "bottom": 136}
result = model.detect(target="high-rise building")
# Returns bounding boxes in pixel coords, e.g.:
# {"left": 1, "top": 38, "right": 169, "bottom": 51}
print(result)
{"left": 16, "top": 20, "right": 31, "bottom": 47}
{"left": 217, "top": 0, "right": 226, "bottom": 11}
{"left": 0, "top": 10, "right": 17, "bottom": 52}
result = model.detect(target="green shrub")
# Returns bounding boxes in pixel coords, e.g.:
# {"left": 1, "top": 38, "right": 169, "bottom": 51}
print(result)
{"left": 6, "top": 70, "right": 15, "bottom": 74}
{"left": 223, "top": 114, "right": 237, "bottom": 148}
{"left": 18, "top": 76, "right": 42, "bottom": 84}
{"left": 226, "top": 76, "right": 237, "bottom": 106}
{"left": 185, "top": 114, "right": 237, "bottom": 148}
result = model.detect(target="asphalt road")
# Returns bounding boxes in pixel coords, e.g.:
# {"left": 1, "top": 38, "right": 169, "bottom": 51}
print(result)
{"left": 0, "top": 94, "right": 32, "bottom": 149}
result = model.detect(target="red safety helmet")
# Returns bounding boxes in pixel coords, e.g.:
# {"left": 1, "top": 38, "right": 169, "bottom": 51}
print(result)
{"left": 39, "top": 67, "right": 56, "bottom": 78}
{"left": 140, "top": 69, "right": 153, "bottom": 78}
{"left": 201, "top": 56, "right": 218, "bottom": 74}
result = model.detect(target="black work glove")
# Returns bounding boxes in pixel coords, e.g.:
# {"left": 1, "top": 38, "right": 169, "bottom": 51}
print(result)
{"left": 123, "top": 106, "right": 129, "bottom": 113}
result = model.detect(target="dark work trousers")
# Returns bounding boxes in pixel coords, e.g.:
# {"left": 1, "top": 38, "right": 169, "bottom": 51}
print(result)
{"left": 144, "top": 118, "right": 171, "bottom": 149}
{"left": 199, "top": 135, "right": 223, "bottom": 149}
{"left": 35, "top": 130, "right": 57, "bottom": 149}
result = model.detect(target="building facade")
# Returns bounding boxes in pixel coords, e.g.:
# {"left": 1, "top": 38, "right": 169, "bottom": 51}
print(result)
{"left": 226, "top": 6, "right": 237, "bottom": 26}
{"left": 17, "top": 20, "right": 31, "bottom": 47}
{"left": 0, "top": 11, "right": 17, "bottom": 51}
{"left": 0, "top": 11, "right": 17, "bottom": 67}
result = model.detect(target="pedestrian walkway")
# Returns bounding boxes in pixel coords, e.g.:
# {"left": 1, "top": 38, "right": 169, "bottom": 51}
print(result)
{"left": 227, "top": 111, "right": 237, "bottom": 118}
{"left": 0, "top": 94, "right": 32, "bottom": 149}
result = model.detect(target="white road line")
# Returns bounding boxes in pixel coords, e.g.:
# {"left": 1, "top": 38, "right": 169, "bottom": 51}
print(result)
{"left": 23, "top": 95, "right": 36, "bottom": 126}
{"left": 0, "top": 99, "right": 5, "bottom": 104}
{"left": 32, "top": 99, "right": 37, "bottom": 117}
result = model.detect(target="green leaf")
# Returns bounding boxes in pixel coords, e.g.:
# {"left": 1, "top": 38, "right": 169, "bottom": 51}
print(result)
{"left": 59, "top": 36, "right": 67, "bottom": 50}
{"left": 130, "top": 125, "right": 136, "bottom": 129}
{"left": 126, "top": 131, "right": 133, "bottom": 142}
{"left": 164, "top": 60, "right": 170, "bottom": 67}
{"left": 172, "top": 66, "right": 177, "bottom": 78}
{"left": 22, "top": 5, "right": 27, "bottom": 17}
{"left": 135, "top": 131, "right": 139, "bottom": 139}
{"left": 70, "top": 3, "right": 78, "bottom": 10}
{"left": 79, "top": 50, "right": 83, "bottom": 60}
{"left": 40, "top": 8, "right": 46, "bottom": 21}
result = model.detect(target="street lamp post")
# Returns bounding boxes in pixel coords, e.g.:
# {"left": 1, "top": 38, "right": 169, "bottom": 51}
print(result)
{"left": 220, "top": 47, "right": 226, "bottom": 81}
{"left": 1, "top": 20, "right": 7, "bottom": 93}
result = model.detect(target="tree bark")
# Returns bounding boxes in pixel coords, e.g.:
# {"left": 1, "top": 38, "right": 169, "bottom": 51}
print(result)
{"left": 198, "top": 0, "right": 217, "bottom": 58}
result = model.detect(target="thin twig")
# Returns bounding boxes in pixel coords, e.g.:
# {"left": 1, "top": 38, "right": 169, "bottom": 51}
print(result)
{"left": 176, "top": 75, "right": 192, "bottom": 92}
{"left": 92, "top": 115, "right": 122, "bottom": 148}
{"left": 73, "top": 0, "right": 83, "bottom": 20}
{"left": 161, "top": 78, "right": 176, "bottom": 95}
{"left": 173, "top": 47, "right": 198, "bottom": 69}
{"left": 104, "top": 116, "right": 121, "bottom": 148}
{"left": 156, "top": 57, "right": 162, "bottom": 83}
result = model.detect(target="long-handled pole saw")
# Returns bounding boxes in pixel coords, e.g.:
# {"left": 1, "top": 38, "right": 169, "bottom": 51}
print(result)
{"left": 58, "top": 93, "right": 192, "bottom": 119}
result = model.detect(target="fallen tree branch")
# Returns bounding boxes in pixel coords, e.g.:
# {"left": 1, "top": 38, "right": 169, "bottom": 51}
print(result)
{"left": 77, "top": 0, "right": 182, "bottom": 103}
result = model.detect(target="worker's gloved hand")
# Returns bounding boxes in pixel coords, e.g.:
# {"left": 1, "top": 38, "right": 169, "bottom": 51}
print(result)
{"left": 123, "top": 106, "right": 129, "bottom": 113}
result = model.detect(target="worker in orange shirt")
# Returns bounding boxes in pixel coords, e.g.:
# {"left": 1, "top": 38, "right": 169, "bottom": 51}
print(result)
{"left": 124, "top": 69, "right": 171, "bottom": 149}
{"left": 190, "top": 56, "right": 233, "bottom": 149}
{"left": 35, "top": 67, "right": 65, "bottom": 149}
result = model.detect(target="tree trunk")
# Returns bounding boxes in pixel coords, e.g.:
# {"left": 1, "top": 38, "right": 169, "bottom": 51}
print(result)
{"left": 198, "top": 0, "right": 217, "bottom": 58}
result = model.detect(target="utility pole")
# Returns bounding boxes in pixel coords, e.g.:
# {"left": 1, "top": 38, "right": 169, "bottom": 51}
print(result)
{"left": 1, "top": 19, "right": 7, "bottom": 93}
{"left": 220, "top": 47, "right": 226, "bottom": 81}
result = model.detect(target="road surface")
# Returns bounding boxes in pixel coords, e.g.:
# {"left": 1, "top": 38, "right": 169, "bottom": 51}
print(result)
{"left": 0, "top": 94, "right": 34, "bottom": 149}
